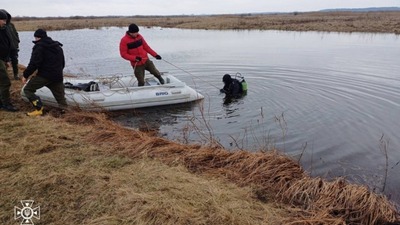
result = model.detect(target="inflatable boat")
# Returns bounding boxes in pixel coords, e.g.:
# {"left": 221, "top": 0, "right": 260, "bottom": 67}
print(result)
{"left": 21, "top": 73, "right": 204, "bottom": 111}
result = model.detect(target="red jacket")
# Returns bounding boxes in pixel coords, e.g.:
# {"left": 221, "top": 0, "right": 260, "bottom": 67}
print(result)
{"left": 119, "top": 32, "right": 158, "bottom": 66}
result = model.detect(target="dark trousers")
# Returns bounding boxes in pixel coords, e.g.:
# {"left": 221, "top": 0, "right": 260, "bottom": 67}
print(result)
{"left": 133, "top": 59, "right": 161, "bottom": 86}
{"left": 23, "top": 76, "right": 67, "bottom": 108}
{"left": 10, "top": 49, "right": 19, "bottom": 76}
{"left": 0, "top": 60, "right": 11, "bottom": 104}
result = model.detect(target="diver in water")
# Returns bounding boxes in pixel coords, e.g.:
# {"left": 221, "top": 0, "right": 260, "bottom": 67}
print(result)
{"left": 220, "top": 74, "right": 246, "bottom": 99}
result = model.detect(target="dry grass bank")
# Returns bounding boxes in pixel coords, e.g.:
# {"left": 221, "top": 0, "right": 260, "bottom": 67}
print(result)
{"left": 13, "top": 11, "right": 400, "bottom": 34}
{"left": 0, "top": 66, "right": 399, "bottom": 224}
{"left": 0, "top": 112, "right": 287, "bottom": 224}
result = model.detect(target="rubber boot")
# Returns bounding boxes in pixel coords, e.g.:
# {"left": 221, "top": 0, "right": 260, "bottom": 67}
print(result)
{"left": 27, "top": 107, "right": 43, "bottom": 116}
{"left": 27, "top": 98, "right": 44, "bottom": 116}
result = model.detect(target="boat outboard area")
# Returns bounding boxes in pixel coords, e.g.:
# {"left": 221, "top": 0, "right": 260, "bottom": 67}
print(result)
{"left": 21, "top": 73, "right": 204, "bottom": 111}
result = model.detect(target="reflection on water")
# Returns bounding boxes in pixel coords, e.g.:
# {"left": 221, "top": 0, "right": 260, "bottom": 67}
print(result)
{"left": 223, "top": 92, "right": 248, "bottom": 106}
{"left": 18, "top": 28, "right": 400, "bottom": 205}
{"left": 112, "top": 102, "right": 201, "bottom": 136}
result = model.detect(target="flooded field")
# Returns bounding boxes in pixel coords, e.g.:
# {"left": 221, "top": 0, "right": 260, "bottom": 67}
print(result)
{"left": 18, "top": 27, "right": 400, "bottom": 205}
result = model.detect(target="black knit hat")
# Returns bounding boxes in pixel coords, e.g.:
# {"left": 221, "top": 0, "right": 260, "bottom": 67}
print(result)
{"left": 128, "top": 23, "right": 139, "bottom": 33}
{"left": 34, "top": 29, "right": 47, "bottom": 38}
{"left": 0, "top": 10, "right": 7, "bottom": 20}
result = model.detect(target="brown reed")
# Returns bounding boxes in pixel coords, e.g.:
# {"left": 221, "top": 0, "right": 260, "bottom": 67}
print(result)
{"left": 59, "top": 109, "right": 400, "bottom": 224}
{"left": 5, "top": 66, "right": 399, "bottom": 224}
{"left": 13, "top": 11, "right": 400, "bottom": 34}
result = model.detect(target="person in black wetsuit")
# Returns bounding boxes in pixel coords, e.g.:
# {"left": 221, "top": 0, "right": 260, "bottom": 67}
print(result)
{"left": 220, "top": 74, "right": 243, "bottom": 98}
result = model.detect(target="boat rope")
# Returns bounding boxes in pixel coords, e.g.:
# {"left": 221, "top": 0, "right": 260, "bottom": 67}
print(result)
{"left": 162, "top": 59, "right": 220, "bottom": 90}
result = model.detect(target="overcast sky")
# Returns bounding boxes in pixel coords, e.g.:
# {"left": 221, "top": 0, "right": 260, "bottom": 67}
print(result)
{"left": 3, "top": 0, "right": 400, "bottom": 17}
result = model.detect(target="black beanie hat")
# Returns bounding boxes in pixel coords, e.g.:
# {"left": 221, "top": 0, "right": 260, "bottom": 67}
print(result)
{"left": 128, "top": 23, "right": 139, "bottom": 33}
{"left": 34, "top": 29, "right": 47, "bottom": 38}
{"left": 0, "top": 10, "right": 7, "bottom": 20}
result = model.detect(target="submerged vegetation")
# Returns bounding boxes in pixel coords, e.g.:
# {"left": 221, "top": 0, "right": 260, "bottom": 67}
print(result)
{"left": 13, "top": 11, "right": 400, "bottom": 34}
{"left": 1, "top": 66, "right": 399, "bottom": 224}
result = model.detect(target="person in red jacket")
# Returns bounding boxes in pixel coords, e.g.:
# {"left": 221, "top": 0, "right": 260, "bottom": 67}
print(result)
{"left": 119, "top": 23, "right": 164, "bottom": 86}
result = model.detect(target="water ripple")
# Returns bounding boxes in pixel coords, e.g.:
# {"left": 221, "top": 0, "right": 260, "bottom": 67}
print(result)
{"left": 18, "top": 28, "right": 400, "bottom": 205}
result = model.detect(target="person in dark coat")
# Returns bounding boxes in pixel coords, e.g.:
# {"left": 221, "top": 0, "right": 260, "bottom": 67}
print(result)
{"left": 220, "top": 74, "right": 243, "bottom": 98}
{"left": 22, "top": 29, "right": 67, "bottom": 116}
{"left": 0, "top": 9, "right": 19, "bottom": 80}
{"left": 0, "top": 9, "right": 17, "bottom": 111}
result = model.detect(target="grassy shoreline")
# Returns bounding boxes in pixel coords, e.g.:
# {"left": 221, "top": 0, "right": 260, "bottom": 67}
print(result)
{"left": 0, "top": 111, "right": 287, "bottom": 224}
{"left": 0, "top": 66, "right": 399, "bottom": 224}
{"left": 13, "top": 11, "right": 400, "bottom": 34}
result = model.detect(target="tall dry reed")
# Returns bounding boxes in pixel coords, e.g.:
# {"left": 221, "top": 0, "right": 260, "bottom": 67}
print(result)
{"left": 60, "top": 111, "right": 400, "bottom": 224}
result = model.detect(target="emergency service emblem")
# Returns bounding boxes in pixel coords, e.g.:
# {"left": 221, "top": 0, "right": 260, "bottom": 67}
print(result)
{"left": 14, "top": 200, "right": 40, "bottom": 225}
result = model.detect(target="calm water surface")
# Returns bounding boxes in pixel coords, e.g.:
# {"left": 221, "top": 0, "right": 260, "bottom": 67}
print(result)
{"left": 19, "top": 27, "right": 400, "bottom": 205}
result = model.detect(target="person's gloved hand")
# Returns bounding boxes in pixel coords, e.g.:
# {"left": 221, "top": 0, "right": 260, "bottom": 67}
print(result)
{"left": 155, "top": 55, "right": 162, "bottom": 60}
{"left": 135, "top": 56, "right": 142, "bottom": 62}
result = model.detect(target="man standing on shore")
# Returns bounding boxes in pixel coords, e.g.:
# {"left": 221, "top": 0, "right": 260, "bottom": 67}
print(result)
{"left": 119, "top": 23, "right": 164, "bottom": 86}
{"left": 1, "top": 9, "right": 20, "bottom": 80}
{"left": 0, "top": 10, "right": 18, "bottom": 112}
{"left": 22, "top": 29, "right": 67, "bottom": 116}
